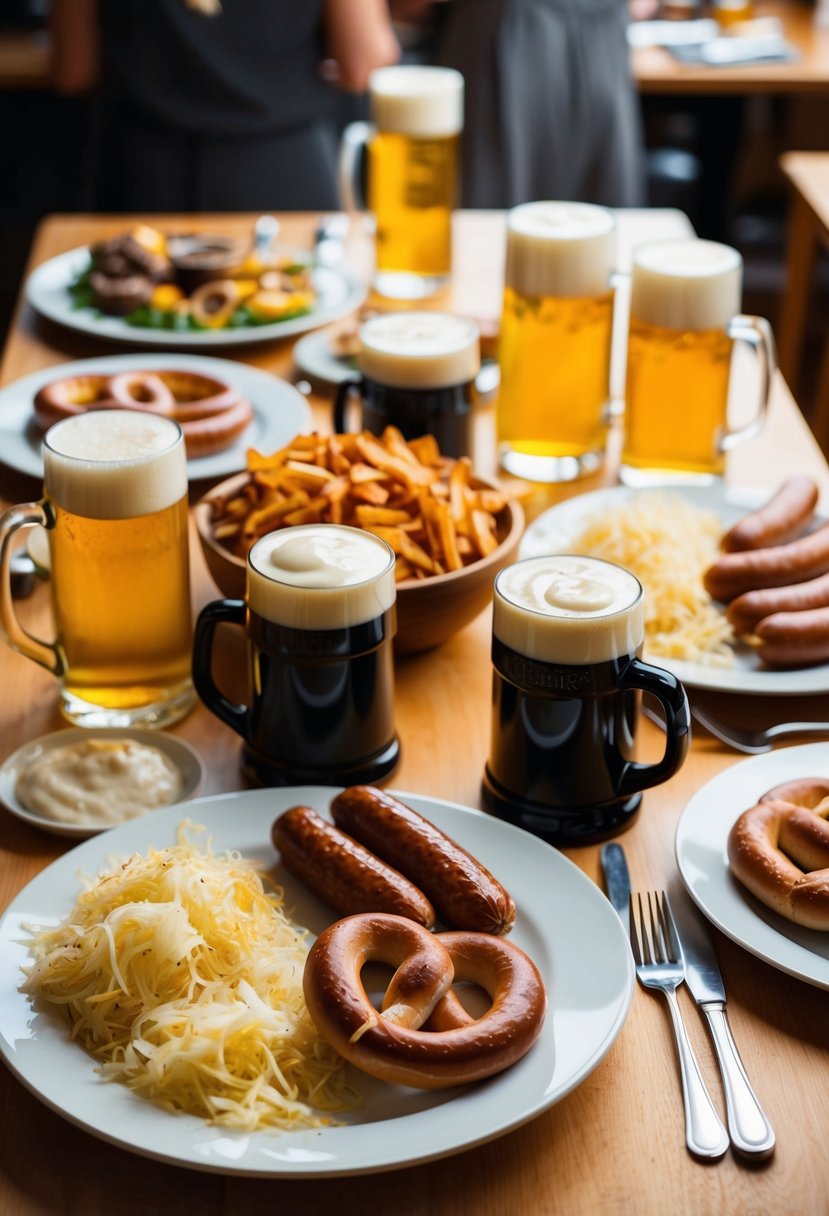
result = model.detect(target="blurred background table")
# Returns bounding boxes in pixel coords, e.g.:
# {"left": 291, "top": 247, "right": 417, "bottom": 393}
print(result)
{"left": 1, "top": 212, "right": 828, "bottom": 1215}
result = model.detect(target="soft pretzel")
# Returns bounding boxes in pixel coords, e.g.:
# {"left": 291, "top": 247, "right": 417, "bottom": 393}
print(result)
{"left": 302, "top": 913, "right": 546, "bottom": 1090}
{"left": 32, "top": 369, "right": 253, "bottom": 459}
{"left": 727, "top": 780, "right": 829, "bottom": 930}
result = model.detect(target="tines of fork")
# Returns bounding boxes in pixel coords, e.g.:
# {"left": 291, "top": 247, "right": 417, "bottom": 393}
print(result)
{"left": 630, "top": 892, "right": 729, "bottom": 1161}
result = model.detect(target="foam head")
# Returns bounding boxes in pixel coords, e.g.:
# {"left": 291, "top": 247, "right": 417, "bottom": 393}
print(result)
{"left": 247, "top": 525, "right": 396, "bottom": 630}
{"left": 358, "top": 311, "right": 480, "bottom": 389}
{"left": 505, "top": 202, "right": 616, "bottom": 299}
{"left": 369, "top": 66, "right": 464, "bottom": 138}
{"left": 43, "top": 411, "right": 187, "bottom": 520}
{"left": 494, "top": 555, "right": 644, "bottom": 664}
{"left": 630, "top": 239, "right": 743, "bottom": 331}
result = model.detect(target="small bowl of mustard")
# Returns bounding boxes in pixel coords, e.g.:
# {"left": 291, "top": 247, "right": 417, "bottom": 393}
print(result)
{"left": 0, "top": 728, "right": 204, "bottom": 839}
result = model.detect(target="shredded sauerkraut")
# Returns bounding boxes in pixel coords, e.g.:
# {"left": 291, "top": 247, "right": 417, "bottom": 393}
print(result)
{"left": 21, "top": 825, "right": 353, "bottom": 1131}
{"left": 570, "top": 491, "right": 735, "bottom": 667}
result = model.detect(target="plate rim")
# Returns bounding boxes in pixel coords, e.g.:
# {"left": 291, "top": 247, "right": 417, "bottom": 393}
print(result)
{"left": 674, "top": 742, "right": 829, "bottom": 990}
{"left": 25, "top": 246, "right": 367, "bottom": 348}
{"left": 518, "top": 482, "right": 829, "bottom": 697}
{"left": 0, "top": 352, "right": 311, "bottom": 482}
{"left": 0, "top": 785, "right": 634, "bottom": 1177}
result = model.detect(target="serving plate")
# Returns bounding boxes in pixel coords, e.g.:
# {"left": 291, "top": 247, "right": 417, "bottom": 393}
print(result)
{"left": 25, "top": 247, "right": 366, "bottom": 348}
{"left": 519, "top": 483, "right": 829, "bottom": 696}
{"left": 676, "top": 743, "right": 829, "bottom": 990}
{"left": 0, "top": 354, "right": 311, "bottom": 483}
{"left": 0, "top": 787, "right": 634, "bottom": 1177}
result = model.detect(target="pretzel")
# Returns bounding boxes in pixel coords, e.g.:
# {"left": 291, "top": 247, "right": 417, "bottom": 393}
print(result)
{"left": 727, "top": 779, "right": 829, "bottom": 930}
{"left": 302, "top": 913, "right": 546, "bottom": 1089}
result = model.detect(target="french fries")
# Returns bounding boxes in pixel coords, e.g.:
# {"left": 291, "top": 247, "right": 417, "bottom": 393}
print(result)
{"left": 207, "top": 428, "right": 511, "bottom": 582}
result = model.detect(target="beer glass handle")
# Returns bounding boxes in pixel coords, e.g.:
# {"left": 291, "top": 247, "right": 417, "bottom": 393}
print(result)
{"left": 339, "top": 121, "right": 373, "bottom": 213}
{"left": 334, "top": 377, "right": 363, "bottom": 433}
{"left": 721, "top": 314, "right": 777, "bottom": 452}
{"left": 617, "top": 659, "right": 691, "bottom": 795}
{"left": 0, "top": 500, "right": 63, "bottom": 676}
{"left": 192, "top": 599, "right": 248, "bottom": 737}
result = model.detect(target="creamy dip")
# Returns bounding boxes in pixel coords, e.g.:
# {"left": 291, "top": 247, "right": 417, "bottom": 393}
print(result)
{"left": 15, "top": 739, "right": 183, "bottom": 826}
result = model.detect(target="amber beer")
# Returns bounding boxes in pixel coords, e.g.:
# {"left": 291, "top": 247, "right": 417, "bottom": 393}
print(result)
{"left": 0, "top": 411, "right": 193, "bottom": 726}
{"left": 497, "top": 202, "right": 616, "bottom": 482}
{"left": 367, "top": 66, "right": 463, "bottom": 299}
{"left": 621, "top": 239, "right": 774, "bottom": 484}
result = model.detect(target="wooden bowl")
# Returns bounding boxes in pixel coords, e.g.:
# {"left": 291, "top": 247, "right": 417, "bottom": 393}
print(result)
{"left": 194, "top": 472, "right": 524, "bottom": 654}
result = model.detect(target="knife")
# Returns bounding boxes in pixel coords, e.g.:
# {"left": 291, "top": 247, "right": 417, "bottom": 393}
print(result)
{"left": 600, "top": 843, "right": 631, "bottom": 930}
{"left": 669, "top": 881, "right": 776, "bottom": 1159}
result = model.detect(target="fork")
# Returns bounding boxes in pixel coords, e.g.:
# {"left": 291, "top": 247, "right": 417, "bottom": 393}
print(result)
{"left": 630, "top": 891, "right": 730, "bottom": 1160}
{"left": 643, "top": 701, "right": 829, "bottom": 755}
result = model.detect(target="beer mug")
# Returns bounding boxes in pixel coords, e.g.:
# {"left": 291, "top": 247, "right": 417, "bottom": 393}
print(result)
{"left": 334, "top": 311, "right": 480, "bottom": 458}
{"left": 0, "top": 411, "right": 194, "bottom": 728}
{"left": 497, "top": 202, "right": 617, "bottom": 483}
{"left": 621, "top": 239, "right": 775, "bottom": 485}
{"left": 193, "top": 524, "right": 399, "bottom": 787}
{"left": 340, "top": 65, "right": 464, "bottom": 300}
{"left": 482, "top": 555, "right": 690, "bottom": 845}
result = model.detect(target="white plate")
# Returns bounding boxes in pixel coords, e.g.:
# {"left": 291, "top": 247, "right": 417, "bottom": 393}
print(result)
{"left": 25, "top": 247, "right": 366, "bottom": 348}
{"left": 675, "top": 743, "right": 829, "bottom": 990}
{"left": 0, "top": 787, "right": 634, "bottom": 1177}
{"left": 0, "top": 354, "right": 311, "bottom": 483}
{"left": 292, "top": 327, "right": 358, "bottom": 389}
{"left": 0, "top": 728, "right": 204, "bottom": 839}
{"left": 519, "top": 483, "right": 829, "bottom": 696}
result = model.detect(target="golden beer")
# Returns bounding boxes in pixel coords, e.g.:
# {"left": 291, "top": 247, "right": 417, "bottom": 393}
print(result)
{"left": 621, "top": 240, "right": 746, "bottom": 484}
{"left": 366, "top": 66, "right": 463, "bottom": 299}
{"left": 496, "top": 201, "right": 616, "bottom": 481}
{"left": 0, "top": 410, "right": 195, "bottom": 727}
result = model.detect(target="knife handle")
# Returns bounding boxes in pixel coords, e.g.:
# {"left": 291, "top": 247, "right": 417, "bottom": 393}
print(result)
{"left": 704, "top": 1006, "right": 776, "bottom": 1158}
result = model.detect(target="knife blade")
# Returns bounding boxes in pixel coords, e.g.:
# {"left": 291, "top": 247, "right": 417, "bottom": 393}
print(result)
{"left": 669, "top": 881, "right": 776, "bottom": 1159}
{"left": 599, "top": 843, "right": 631, "bottom": 927}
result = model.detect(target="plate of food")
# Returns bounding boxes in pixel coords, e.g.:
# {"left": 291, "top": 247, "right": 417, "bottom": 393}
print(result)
{"left": 675, "top": 743, "right": 829, "bottom": 990}
{"left": 25, "top": 226, "right": 366, "bottom": 348}
{"left": 0, "top": 786, "right": 634, "bottom": 1177}
{"left": 0, "top": 354, "right": 312, "bottom": 482}
{"left": 518, "top": 479, "right": 829, "bottom": 695}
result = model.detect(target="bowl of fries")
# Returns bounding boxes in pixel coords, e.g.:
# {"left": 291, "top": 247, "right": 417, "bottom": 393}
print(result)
{"left": 195, "top": 429, "right": 524, "bottom": 653}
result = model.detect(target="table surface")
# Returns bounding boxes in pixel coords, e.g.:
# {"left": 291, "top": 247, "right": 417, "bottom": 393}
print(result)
{"left": 1, "top": 212, "right": 829, "bottom": 1216}
{"left": 632, "top": 0, "right": 829, "bottom": 92}
{"left": 781, "top": 149, "right": 829, "bottom": 231}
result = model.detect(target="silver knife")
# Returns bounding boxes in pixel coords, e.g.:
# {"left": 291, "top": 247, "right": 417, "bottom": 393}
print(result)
{"left": 669, "top": 881, "right": 776, "bottom": 1159}
{"left": 600, "top": 843, "right": 631, "bottom": 930}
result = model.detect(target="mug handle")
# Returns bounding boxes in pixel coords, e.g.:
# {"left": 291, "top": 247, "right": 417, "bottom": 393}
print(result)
{"left": 192, "top": 599, "right": 248, "bottom": 737}
{"left": 334, "top": 376, "right": 363, "bottom": 433}
{"left": 338, "top": 121, "right": 373, "bottom": 213}
{"left": 0, "top": 500, "right": 64, "bottom": 675}
{"left": 616, "top": 658, "right": 691, "bottom": 796}
{"left": 720, "top": 314, "right": 776, "bottom": 452}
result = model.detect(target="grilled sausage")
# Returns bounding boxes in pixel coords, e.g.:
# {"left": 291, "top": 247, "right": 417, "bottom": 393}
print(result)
{"left": 721, "top": 476, "right": 819, "bottom": 553}
{"left": 272, "top": 805, "right": 436, "bottom": 928}
{"left": 704, "top": 524, "right": 829, "bottom": 602}
{"left": 726, "top": 572, "right": 829, "bottom": 635}
{"left": 330, "top": 786, "right": 516, "bottom": 935}
{"left": 755, "top": 607, "right": 829, "bottom": 668}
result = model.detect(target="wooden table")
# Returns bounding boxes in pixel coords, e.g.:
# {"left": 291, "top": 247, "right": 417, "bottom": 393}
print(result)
{"left": 778, "top": 150, "right": 829, "bottom": 450}
{"left": 1, "top": 213, "right": 828, "bottom": 1216}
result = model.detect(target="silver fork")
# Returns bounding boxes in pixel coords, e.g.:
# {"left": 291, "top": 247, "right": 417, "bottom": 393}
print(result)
{"left": 643, "top": 701, "right": 829, "bottom": 755}
{"left": 630, "top": 891, "right": 729, "bottom": 1160}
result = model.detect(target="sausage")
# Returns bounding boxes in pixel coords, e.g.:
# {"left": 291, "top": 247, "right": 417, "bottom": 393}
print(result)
{"left": 721, "top": 476, "right": 819, "bottom": 553}
{"left": 272, "top": 805, "right": 436, "bottom": 928}
{"left": 330, "top": 786, "right": 516, "bottom": 935}
{"left": 755, "top": 607, "right": 829, "bottom": 668}
{"left": 703, "top": 523, "right": 829, "bottom": 603}
{"left": 302, "top": 913, "right": 546, "bottom": 1089}
{"left": 726, "top": 572, "right": 829, "bottom": 635}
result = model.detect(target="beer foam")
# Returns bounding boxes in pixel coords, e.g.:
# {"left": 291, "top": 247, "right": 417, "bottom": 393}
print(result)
{"left": 494, "top": 555, "right": 644, "bottom": 664}
{"left": 43, "top": 411, "right": 187, "bottom": 520}
{"left": 248, "top": 525, "right": 396, "bottom": 630}
{"left": 505, "top": 202, "right": 616, "bottom": 299}
{"left": 369, "top": 66, "right": 464, "bottom": 137}
{"left": 358, "top": 312, "right": 480, "bottom": 389}
{"left": 630, "top": 240, "right": 742, "bottom": 331}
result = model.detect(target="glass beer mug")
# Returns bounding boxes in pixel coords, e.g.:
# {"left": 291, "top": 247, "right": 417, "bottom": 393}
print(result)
{"left": 340, "top": 65, "right": 464, "bottom": 300}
